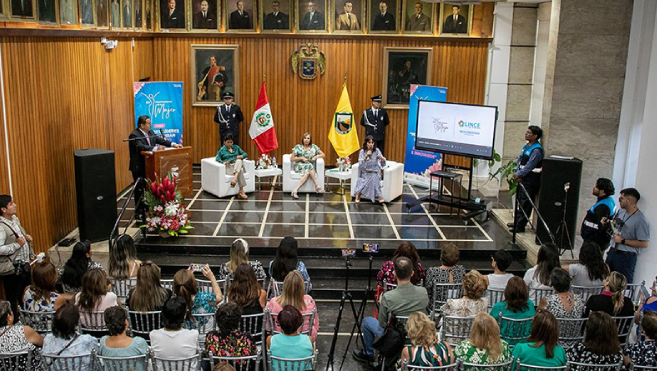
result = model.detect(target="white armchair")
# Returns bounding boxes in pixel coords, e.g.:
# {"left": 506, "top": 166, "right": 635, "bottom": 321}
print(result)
{"left": 201, "top": 157, "right": 256, "bottom": 198}
{"left": 350, "top": 160, "right": 404, "bottom": 202}
{"left": 282, "top": 154, "right": 325, "bottom": 193}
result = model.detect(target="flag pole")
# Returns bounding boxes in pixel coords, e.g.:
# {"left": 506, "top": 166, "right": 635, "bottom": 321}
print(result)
{"left": 263, "top": 72, "right": 266, "bottom": 82}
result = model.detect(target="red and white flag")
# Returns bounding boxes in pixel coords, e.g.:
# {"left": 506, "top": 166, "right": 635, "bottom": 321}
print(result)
{"left": 249, "top": 82, "right": 278, "bottom": 154}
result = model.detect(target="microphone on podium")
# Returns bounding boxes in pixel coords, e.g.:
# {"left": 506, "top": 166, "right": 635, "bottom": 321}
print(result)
{"left": 159, "top": 129, "right": 166, "bottom": 139}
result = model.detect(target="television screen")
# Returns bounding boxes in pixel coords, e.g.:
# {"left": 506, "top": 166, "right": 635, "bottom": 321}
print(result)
{"left": 414, "top": 101, "right": 498, "bottom": 160}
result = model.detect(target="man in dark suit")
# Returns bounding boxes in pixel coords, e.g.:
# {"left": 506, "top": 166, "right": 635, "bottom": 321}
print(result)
{"left": 161, "top": 0, "right": 184, "bottom": 28}
{"left": 214, "top": 92, "right": 244, "bottom": 145}
{"left": 193, "top": 0, "right": 216, "bottom": 29}
{"left": 135, "top": 0, "right": 142, "bottom": 27}
{"left": 263, "top": 0, "right": 289, "bottom": 29}
{"left": 11, "top": 0, "right": 33, "bottom": 17}
{"left": 442, "top": 4, "right": 466, "bottom": 33}
{"left": 360, "top": 95, "right": 390, "bottom": 155}
{"left": 300, "top": 1, "right": 324, "bottom": 30}
{"left": 371, "top": 1, "right": 394, "bottom": 31}
{"left": 129, "top": 115, "right": 182, "bottom": 223}
{"left": 229, "top": 0, "right": 250, "bottom": 29}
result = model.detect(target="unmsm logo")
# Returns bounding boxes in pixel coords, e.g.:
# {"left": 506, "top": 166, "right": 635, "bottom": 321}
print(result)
{"left": 458, "top": 120, "right": 481, "bottom": 129}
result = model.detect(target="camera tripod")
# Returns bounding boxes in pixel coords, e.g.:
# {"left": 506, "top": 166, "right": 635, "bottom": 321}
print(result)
{"left": 325, "top": 254, "right": 375, "bottom": 371}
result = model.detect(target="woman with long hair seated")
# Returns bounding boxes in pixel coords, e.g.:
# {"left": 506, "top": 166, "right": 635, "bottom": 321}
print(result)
{"left": 424, "top": 243, "right": 466, "bottom": 298}
{"left": 266, "top": 305, "right": 314, "bottom": 361}
{"left": 523, "top": 244, "right": 560, "bottom": 300}
{"left": 562, "top": 241, "right": 608, "bottom": 287}
{"left": 584, "top": 271, "right": 635, "bottom": 317}
{"left": 227, "top": 264, "right": 266, "bottom": 315}
{"left": 173, "top": 266, "right": 223, "bottom": 328}
{"left": 269, "top": 236, "right": 311, "bottom": 292}
{"left": 289, "top": 132, "right": 325, "bottom": 199}
{"left": 149, "top": 297, "right": 199, "bottom": 369}
{"left": 59, "top": 240, "right": 103, "bottom": 293}
{"left": 511, "top": 310, "right": 566, "bottom": 369}
{"left": 127, "top": 261, "right": 172, "bottom": 312}
{"left": 74, "top": 269, "right": 119, "bottom": 327}
{"left": 265, "top": 270, "right": 319, "bottom": 340}
{"left": 400, "top": 312, "right": 453, "bottom": 368}
{"left": 43, "top": 304, "right": 99, "bottom": 371}
{"left": 376, "top": 241, "right": 425, "bottom": 289}
{"left": 99, "top": 305, "right": 148, "bottom": 358}
{"left": 489, "top": 276, "right": 536, "bottom": 346}
{"left": 454, "top": 312, "right": 511, "bottom": 366}
{"left": 217, "top": 238, "right": 266, "bottom": 280}
{"left": 205, "top": 302, "right": 257, "bottom": 361}
{"left": 23, "top": 257, "right": 67, "bottom": 312}
{"left": 566, "top": 311, "right": 623, "bottom": 370}
{"left": 108, "top": 234, "right": 141, "bottom": 280}
{"left": 353, "top": 135, "right": 386, "bottom": 203}
{"left": 216, "top": 133, "right": 249, "bottom": 200}
{"left": 0, "top": 300, "right": 44, "bottom": 370}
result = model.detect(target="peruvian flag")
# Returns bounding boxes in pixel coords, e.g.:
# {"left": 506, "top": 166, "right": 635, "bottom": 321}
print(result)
{"left": 249, "top": 82, "right": 278, "bottom": 154}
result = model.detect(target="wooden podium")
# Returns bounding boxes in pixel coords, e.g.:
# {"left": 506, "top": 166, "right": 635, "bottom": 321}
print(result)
{"left": 142, "top": 146, "right": 193, "bottom": 197}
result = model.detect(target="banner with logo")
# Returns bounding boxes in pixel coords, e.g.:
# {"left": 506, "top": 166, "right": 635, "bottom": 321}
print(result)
{"left": 133, "top": 82, "right": 184, "bottom": 145}
{"left": 404, "top": 85, "right": 448, "bottom": 188}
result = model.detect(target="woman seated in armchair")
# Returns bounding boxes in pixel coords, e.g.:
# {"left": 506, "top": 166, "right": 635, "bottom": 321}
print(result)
{"left": 353, "top": 135, "right": 386, "bottom": 203}
{"left": 216, "top": 133, "right": 248, "bottom": 200}
{"left": 290, "top": 132, "right": 325, "bottom": 199}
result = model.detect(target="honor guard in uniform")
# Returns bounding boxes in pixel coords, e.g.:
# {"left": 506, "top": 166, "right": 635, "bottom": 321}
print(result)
{"left": 359, "top": 95, "right": 390, "bottom": 155}
{"left": 581, "top": 178, "right": 616, "bottom": 250}
{"left": 214, "top": 92, "right": 244, "bottom": 145}
{"left": 508, "top": 125, "right": 544, "bottom": 233}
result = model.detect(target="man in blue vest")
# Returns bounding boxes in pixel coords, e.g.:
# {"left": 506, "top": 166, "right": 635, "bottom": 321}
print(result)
{"left": 581, "top": 178, "right": 616, "bottom": 250}
{"left": 509, "top": 125, "right": 544, "bottom": 233}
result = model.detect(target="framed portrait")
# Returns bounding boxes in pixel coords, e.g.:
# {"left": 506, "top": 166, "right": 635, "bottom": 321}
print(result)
{"left": 134, "top": 0, "right": 142, "bottom": 28}
{"left": 332, "top": 0, "right": 363, "bottom": 33}
{"left": 9, "top": 0, "right": 35, "bottom": 20}
{"left": 59, "top": 0, "right": 77, "bottom": 24}
{"left": 191, "top": 45, "right": 240, "bottom": 107}
{"left": 108, "top": 0, "right": 119, "bottom": 28}
{"left": 382, "top": 47, "right": 432, "bottom": 108}
{"left": 0, "top": 0, "right": 5, "bottom": 19}
{"left": 400, "top": 0, "right": 433, "bottom": 34}
{"left": 225, "top": 0, "right": 255, "bottom": 32}
{"left": 37, "top": 0, "right": 58, "bottom": 24}
{"left": 121, "top": 0, "right": 133, "bottom": 28}
{"left": 144, "top": 0, "right": 152, "bottom": 28}
{"left": 97, "top": 0, "right": 109, "bottom": 27}
{"left": 79, "top": 0, "right": 95, "bottom": 26}
{"left": 295, "top": 0, "right": 327, "bottom": 33}
{"left": 439, "top": 3, "right": 471, "bottom": 36}
{"left": 191, "top": 0, "right": 219, "bottom": 31}
{"left": 260, "top": 0, "right": 291, "bottom": 32}
{"left": 158, "top": 0, "right": 186, "bottom": 30}
{"left": 367, "top": 0, "right": 397, "bottom": 33}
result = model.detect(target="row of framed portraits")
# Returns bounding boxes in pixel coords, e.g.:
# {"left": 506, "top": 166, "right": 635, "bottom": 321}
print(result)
{"left": 0, "top": 0, "right": 474, "bottom": 36}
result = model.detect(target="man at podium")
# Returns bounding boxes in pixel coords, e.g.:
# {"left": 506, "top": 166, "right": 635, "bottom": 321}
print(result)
{"left": 129, "top": 115, "right": 182, "bottom": 225}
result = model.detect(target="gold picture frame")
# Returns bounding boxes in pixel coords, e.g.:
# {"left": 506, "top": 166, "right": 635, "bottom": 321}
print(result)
{"left": 190, "top": 0, "right": 220, "bottom": 32}
{"left": 438, "top": 3, "right": 472, "bottom": 37}
{"left": 8, "top": 0, "right": 36, "bottom": 20}
{"left": 224, "top": 0, "right": 256, "bottom": 32}
{"left": 331, "top": 0, "right": 364, "bottom": 33}
{"left": 382, "top": 46, "right": 433, "bottom": 109}
{"left": 191, "top": 44, "right": 240, "bottom": 107}
{"left": 367, "top": 0, "right": 399, "bottom": 34}
{"left": 260, "top": 0, "right": 291, "bottom": 33}
{"left": 157, "top": 0, "right": 187, "bottom": 31}
{"left": 400, "top": 0, "right": 433, "bottom": 34}
{"left": 295, "top": 0, "right": 327, "bottom": 33}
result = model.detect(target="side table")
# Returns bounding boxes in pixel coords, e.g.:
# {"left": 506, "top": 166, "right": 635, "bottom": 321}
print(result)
{"left": 254, "top": 167, "right": 283, "bottom": 190}
{"left": 324, "top": 169, "right": 352, "bottom": 194}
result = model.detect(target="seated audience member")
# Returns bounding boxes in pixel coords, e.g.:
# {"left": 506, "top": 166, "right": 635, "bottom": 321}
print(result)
{"left": 523, "top": 244, "right": 560, "bottom": 299}
{"left": 584, "top": 271, "right": 635, "bottom": 317}
{"left": 99, "top": 305, "right": 148, "bottom": 358}
{"left": 637, "top": 277, "right": 657, "bottom": 313}
{"left": 127, "top": 261, "right": 172, "bottom": 311}
{"left": 538, "top": 268, "right": 584, "bottom": 346}
{"left": 401, "top": 312, "right": 454, "bottom": 368}
{"left": 227, "top": 263, "right": 266, "bottom": 315}
{"left": 377, "top": 241, "right": 425, "bottom": 289}
{"left": 441, "top": 270, "right": 489, "bottom": 316}
{"left": 150, "top": 297, "right": 200, "bottom": 367}
{"left": 0, "top": 300, "right": 44, "bottom": 370}
{"left": 490, "top": 276, "right": 536, "bottom": 346}
{"left": 454, "top": 312, "right": 511, "bottom": 367}
{"left": 566, "top": 311, "right": 623, "bottom": 370}
{"left": 424, "top": 243, "right": 466, "bottom": 297}
{"left": 214, "top": 363, "right": 237, "bottom": 371}
{"left": 216, "top": 134, "right": 249, "bottom": 199}
{"left": 266, "top": 270, "right": 319, "bottom": 340}
{"left": 108, "top": 234, "right": 141, "bottom": 280}
{"left": 218, "top": 238, "right": 267, "bottom": 280}
{"left": 623, "top": 310, "right": 657, "bottom": 368}
{"left": 267, "top": 305, "right": 314, "bottom": 361}
{"left": 205, "top": 302, "right": 256, "bottom": 360}
{"left": 562, "top": 242, "right": 608, "bottom": 287}
{"left": 59, "top": 240, "right": 103, "bottom": 293}
{"left": 485, "top": 249, "right": 515, "bottom": 290}
{"left": 353, "top": 257, "right": 429, "bottom": 363}
{"left": 173, "top": 265, "right": 223, "bottom": 328}
{"left": 43, "top": 304, "right": 99, "bottom": 371}
{"left": 269, "top": 236, "right": 312, "bottom": 291}
{"left": 75, "top": 269, "right": 119, "bottom": 327}
{"left": 511, "top": 310, "right": 567, "bottom": 369}
{"left": 23, "top": 257, "right": 67, "bottom": 311}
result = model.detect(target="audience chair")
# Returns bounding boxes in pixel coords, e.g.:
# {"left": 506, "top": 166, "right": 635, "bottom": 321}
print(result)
{"left": 391, "top": 315, "right": 412, "bottom": 347}
{"left": 431, "top": 282, "right": 463, "bottom": 314}
{"left": 282, "top": 154, "right": 325, "bottom": 194}
{"left": 555, "top": 317, "right": 588, "bottom": 349}
{"left": 484, "top": 289, "right": 506, "bottom": 310}
{"left": 528, "top": 288, "right": 555, "bottom": 305}
{"left": 625, "top": 281, "right": 646, "bottom": 307}
{"left": 440, "top": 315, "right": 476, "bottom": 347}
{"left": 571, "top": 285, "right": 604, "bottom": 302}
{"left": 207, "top": 351, "right": 261, "bottom": 371}
{"left": 79, "top": 310, "right": 110, "bottom": 337}
{"left": 630, "top": 364, "right": 657, "bottom": 370}
{"left": 41, "top": 349, "right": 96, "bottom": 371}
{"left": 151, "top": 349, "right": 202, "bottom": 371}
{"left": 611, "top": 315, "right": 635, "bottom": 347}
{"left": 187, "top": 312, "right": 216, "bottom": 346}
{"left": 160, "top": 279, "right": 173, "bottom": 291}
{"left": 350, "top": 160, "right": 404, "bottom": 202}
{"left": 19, "top": 308, "right": 55, "bottom": 334}
{"left": 496, "top": 314, "right": 534, "bottom": 347}
{"left": 462, "top": 357, "right": 514, "bottom": 370}
{"left": 127, "top": 309, "right": 162, "bottom": 341}
{"left": 108, "top": 277, "right": 137, "bottom": 303}
{"left": 567, "top": 360, "right": 622, "bottom": 371}
{"left": 0, "top": 350, "right": 31, "bottom": 371}
{"left": 267, "top": 278, "right": 311, "bottom": 300}
{"left": 96, "top": 353, "right": 149, "bottom": 371}
{"left": 239, "top": 312, "right": 266, "bottom": 346}
{"left": 196, "top": 278, "right": 226, "bottom": 296}
{"left": 514, "top": 362, "right": 567, "bottom": 371}
{"left": 201, "top": 157, "right": 256, "bottom": 198}
{"left": 267, "top": 349, "right": 317, "bottom": 371}
{"left": 265, "top": 308, "right": 316, "bottom": 338}
{"left": 403, "top": 360, "right": 461, "bottom": 370}
{"left": 383, "top": 280, "right": 425, "bottom": 293}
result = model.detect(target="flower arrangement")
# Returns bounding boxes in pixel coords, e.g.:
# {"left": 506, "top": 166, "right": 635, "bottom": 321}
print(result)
{"left": 256, "top": 153, "right": 277, "bottom": 169}
{"left": 142, "top": 172, "right": 193, "bottom": 237}
{"left": 336, "top": 157, "right": 352, "bottom": 172}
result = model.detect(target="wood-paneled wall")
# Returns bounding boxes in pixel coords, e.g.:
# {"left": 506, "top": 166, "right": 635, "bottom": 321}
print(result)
{"left": 154, "top": 36, "right": 489, "bottom": 166}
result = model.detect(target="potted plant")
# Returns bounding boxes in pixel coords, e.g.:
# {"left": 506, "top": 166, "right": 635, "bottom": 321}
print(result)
{"left": 142, "top": 172, "right": 194, "bottom": 237}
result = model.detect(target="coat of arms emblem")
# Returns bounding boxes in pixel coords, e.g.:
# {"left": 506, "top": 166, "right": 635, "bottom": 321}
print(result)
{"left": 291, "top": 43, "right": 326, "bottom": 80}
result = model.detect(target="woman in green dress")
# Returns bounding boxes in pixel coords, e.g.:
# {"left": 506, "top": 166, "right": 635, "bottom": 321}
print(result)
{"left": 290, "top": 132, "right": 325, "bottom": 199}
{"left": 216, "top": 134, "right": 249, "bottom": 199}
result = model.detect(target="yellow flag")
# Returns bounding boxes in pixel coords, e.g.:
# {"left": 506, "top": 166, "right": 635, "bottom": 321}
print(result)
{"left": 328, "top": 84, "right": 360, "bottom": 158}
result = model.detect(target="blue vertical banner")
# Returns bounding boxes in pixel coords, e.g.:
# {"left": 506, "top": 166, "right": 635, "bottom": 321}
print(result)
{"left": 404, "top": 85, "right": 448, "bottom": 187}
{"left": 133, "top": 82, "right": 184, "bottom": 145}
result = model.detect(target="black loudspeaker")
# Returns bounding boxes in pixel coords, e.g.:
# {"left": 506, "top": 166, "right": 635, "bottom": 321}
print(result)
{"left": 535, "top": 157, "right": 583, "bottom": 250}
{"left": 74, "top": 149, "right": 117, "bottom": 243}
